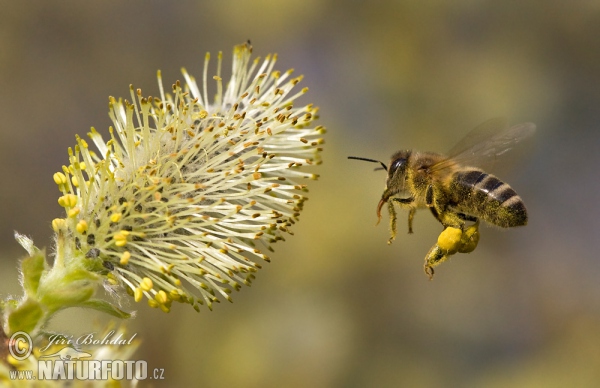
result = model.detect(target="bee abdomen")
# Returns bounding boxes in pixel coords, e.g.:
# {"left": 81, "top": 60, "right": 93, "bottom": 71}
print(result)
{"left": 451, "top": 169, "right": 527, "bottom": 227}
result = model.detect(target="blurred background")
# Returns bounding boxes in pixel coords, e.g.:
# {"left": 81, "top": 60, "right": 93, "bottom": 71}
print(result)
{"left": 1, "top": 1, "right": 600, "bottom": 386}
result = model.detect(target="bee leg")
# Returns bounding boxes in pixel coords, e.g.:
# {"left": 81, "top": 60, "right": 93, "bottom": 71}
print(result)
{"left": 429, "top": 206, "right": 441, "bottom": 223}
{"left": 423, "top": 244, "right": 449, "bottom": 280}
{"left": 426, "top": 184, "right": 434, "bottom": 207}
{"left": 458, "top": 221, "right": 480, "bottom": 254}
{"left": 457, "top": 213, "right": 478, "bottom": 223}
{"left": 428, "top": 186, "right": 467, "bottom": 230}
{"left": 435, "top": 210, "right": 466, "bottom": 230}
{"left": 387, "top": 200, "right": 398, "bottom": 245}
{"left": 425, "top": 185, "right": 447, "bottom": 225}
{"left": 391, "top": 197, "right": 416, "bottom": 234}
{"left": 424, "top": 226, "right": 464, "bottom": 279}
{"left": 408, "top": 208, "right": 416, "bottom": 234}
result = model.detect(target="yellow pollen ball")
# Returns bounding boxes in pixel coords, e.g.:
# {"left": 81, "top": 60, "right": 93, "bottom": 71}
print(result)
{"left": 458, "top": 224, "right": 480, "bottom": 254}
{"left": 437, "top": 227, "right": 463, "bottom": 254}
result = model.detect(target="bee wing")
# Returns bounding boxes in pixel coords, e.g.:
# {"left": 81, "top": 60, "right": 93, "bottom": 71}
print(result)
{"left": 430, "top": 118, "right": 536, "bottom": 173}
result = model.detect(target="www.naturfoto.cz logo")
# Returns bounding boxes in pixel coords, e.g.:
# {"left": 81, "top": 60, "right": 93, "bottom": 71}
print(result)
{"left": 8, "top": 331, "right": 159, "bottom": 382}
{"left": 38, "top": 346, "right": 147, "bottom": 381}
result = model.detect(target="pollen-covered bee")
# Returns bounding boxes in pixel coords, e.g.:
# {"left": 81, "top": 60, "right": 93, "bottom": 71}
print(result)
{"left": 349, "top": 118, "right": 535, "bottom": 277}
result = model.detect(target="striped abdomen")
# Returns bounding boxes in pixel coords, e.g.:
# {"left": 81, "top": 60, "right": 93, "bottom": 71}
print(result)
{"left": 450, "top": 169, "right": 527, "bottom": 227}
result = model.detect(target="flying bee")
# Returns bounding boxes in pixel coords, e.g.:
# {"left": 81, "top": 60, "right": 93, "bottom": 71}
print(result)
{"left": 349, "top": 118, "right": 535, "bottom": 274}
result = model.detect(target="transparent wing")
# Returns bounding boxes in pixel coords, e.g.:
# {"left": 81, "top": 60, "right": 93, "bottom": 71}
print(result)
{"left": 430, "top": 118, "right": 536, "bottom": 173}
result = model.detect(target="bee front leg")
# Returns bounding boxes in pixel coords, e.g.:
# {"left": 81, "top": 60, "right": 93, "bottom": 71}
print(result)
{"left": 387, "top": 200, "right": 398, "bottom": 245}
{"left": 391, "top": 197, "right": 416, "bottom": 234}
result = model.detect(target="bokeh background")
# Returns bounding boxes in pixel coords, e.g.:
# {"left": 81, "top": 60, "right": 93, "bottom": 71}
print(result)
{"left": 2, "top": 1, "right": 600, "bottom": 386}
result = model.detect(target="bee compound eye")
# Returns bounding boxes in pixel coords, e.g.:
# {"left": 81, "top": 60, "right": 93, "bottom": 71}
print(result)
{"left": 390, "top": 158, "right": 407, "bottom": 174}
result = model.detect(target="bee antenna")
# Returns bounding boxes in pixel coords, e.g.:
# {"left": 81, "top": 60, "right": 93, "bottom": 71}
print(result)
{"left": 348, "top": 156, "right": 388, "bottom": 172}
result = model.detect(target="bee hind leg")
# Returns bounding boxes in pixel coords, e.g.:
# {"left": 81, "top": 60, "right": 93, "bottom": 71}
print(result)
{"left": 423, "top": 244, "right": 449, "bottom": 280}
{"left": 426, "top": 185, "right": 448, "bottom": 226}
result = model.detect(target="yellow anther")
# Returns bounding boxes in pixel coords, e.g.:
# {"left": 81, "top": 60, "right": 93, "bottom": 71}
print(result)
{"left": 67, "top": 207, "right": 80, "bottom": 218}
{"left": 76, "top": 220, "right": 88, "bottom": 234}
{"left": 120, "top": 251, "right": 131, "bottom": 265}
{"left": 159, "top": 304, "right": 171, "bottom": 313}
{"left": 52, "top": 218, "right": 67, "bottom": 232}
{"left": 134, "top": 288, "right": 143, "bottom": 302}
{"left": 113, "top": 231, "right": 129, "bottom": 247}
{"left": 106, "top": 274, "right": 118, "bottom": 285}
{"left": 113, "top": 231, "right": 127, "bottom": 240}
{"left": 53, "top": 172, "right": 68, "bottom": 186}
{"left": 140, "top": 277, "right": 154, "bottom": 291}
{"left": 169, "top": 289, "right": 182, "bottom": 301}
{"left": 58, "top": 194, "right": 78, "bottom": 208}
{"left": 155, "top": 290, "right": 169, "bottom": 304}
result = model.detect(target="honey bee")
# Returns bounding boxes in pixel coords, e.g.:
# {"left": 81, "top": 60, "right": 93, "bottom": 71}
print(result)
{"left": 349, "top": 118, "right": 535, "bottom": 275}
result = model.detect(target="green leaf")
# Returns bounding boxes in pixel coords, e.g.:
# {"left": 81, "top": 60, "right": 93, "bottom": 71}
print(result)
{"left": 76, "top": 299, "right": 132, "bottom": 319}
{"left": 20, "top": 250, "right": 47, "bottom": 297}
{"left": 8, "top": 299, "right": 44, "bottom": 334}
{"left": 38, "top": 268, "right": 100, "bottom": 312}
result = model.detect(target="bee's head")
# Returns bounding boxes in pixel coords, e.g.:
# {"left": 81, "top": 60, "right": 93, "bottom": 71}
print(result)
{"left": 384, "top": 150, "right": 411, "bottom": 196}
{"left": 376, "top": 150, "right": 411, "bottom": 221}
{"left": 347, "top": 152, "right": 411, "bottom": 223}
